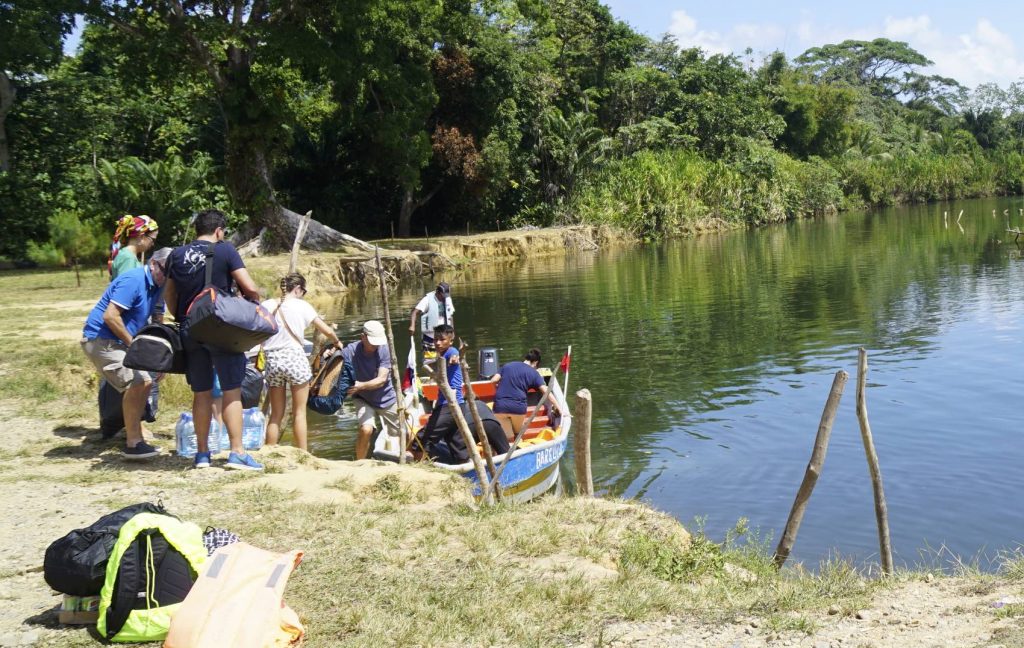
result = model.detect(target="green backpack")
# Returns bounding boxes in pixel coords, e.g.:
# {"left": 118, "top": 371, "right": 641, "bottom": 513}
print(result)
{"left": 96, "top": 512, "right": 207, "bottom": 643}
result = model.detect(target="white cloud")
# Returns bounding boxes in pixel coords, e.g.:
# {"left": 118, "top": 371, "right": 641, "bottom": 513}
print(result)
{"left": 666, "top": 10, "right": 1024, "bottom": 88}
{"left": 669, "top": 10, "right": 784, "bottom": 58}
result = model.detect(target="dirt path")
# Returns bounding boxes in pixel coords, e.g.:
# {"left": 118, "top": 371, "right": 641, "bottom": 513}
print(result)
{"left": 1, "top": 403, "right": 1021, "bottom": 647}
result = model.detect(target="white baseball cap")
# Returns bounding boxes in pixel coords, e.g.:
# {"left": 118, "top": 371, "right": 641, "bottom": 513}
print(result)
{"left": 362, "top": 320, "right": 388, "bottom": 346}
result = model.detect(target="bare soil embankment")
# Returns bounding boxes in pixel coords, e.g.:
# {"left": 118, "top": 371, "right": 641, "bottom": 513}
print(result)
{"left": 245, "top": 225, "right": 634, "bottom": 293}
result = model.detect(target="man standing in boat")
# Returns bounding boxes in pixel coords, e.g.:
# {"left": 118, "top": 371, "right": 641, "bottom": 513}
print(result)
{"left": 408, "top": 282, "right": 454, "bottom": 370}
{"left": 343, "top": 320, "right": 401, "bottom": 459}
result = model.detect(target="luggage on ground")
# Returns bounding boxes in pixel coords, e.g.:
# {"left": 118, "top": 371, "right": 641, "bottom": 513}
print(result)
{"left": 164, "top": 542, "right": 304, "bottom": 648}
{"left": 44, "top": 502, "right": 169, "bottom": 596}
{"left": 96, "top": 512, "right": 206, "bottom": 643}
{"left": 98, "top": 380, "right": 157, "bottom": 438}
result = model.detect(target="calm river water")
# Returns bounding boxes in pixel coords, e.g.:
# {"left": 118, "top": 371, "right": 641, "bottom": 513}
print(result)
{"left": 306, "top": 197, "right": 1024, "bottom": 569}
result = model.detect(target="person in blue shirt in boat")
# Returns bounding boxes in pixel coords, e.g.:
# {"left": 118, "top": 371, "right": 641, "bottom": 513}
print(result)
{"left": 490, "top": 347, "right": 557, "bottom": 442}
{"left": 81, "top": 247, "right": 173, "bottom": 460}
{"left": 417, "top": 325, "right": 510, "bottom": 462}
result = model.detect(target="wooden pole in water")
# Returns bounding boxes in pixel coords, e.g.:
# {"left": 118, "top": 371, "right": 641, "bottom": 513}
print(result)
{"left": 374, "top": 246, "right": 408, "bottom": 464}
{"left": 459, "top": 356, "right": 502, "bottom": 501}
{"left": 773, "top": 370, "right": 848, "bottom": 570}
{"left": 288, "top": 210, "right": 313, "bottom": 274}
{"left": 573, "top": 388, "right": 593, "bottom": 496}
{"left": 856, "top": 348, "right": 894, "bottom": 575}
{"left": 434, "top": 359, "right": 492, "bottom": 504}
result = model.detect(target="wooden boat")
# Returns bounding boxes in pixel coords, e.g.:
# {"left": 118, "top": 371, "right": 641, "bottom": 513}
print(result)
{"left": 371, "top": 369, "right": 571, "bottom": 503}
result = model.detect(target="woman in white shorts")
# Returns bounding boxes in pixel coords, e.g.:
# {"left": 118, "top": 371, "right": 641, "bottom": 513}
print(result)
{"left": 261, "top": 273, "right": 341, "bottom": 451}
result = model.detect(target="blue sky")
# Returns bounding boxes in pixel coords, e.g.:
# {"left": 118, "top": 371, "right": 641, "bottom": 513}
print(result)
{"left": 602, "top": 1, "right": 1024, "bottom": 89}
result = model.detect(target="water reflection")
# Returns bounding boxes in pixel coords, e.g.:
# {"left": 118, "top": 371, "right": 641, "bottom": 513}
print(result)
{"left": 306, "top": 197, "right": 1024, "bottom": 567}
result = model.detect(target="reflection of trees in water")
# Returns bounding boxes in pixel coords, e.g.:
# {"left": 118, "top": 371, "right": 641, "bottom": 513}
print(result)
{"left": 313, "top": 198, "right": 1024, "bottom": 489}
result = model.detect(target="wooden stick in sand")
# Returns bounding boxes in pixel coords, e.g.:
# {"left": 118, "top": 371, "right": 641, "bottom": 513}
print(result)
{"left": 573, "top": 388, "right": 593, "bottom": 496}
{"left": 434, "top": 359, "right": 492, "bottom": 504}
{"left": 773, "top": 370, "right": 848, "bottom": 569}
{"left": 856, "top": 348, "right": 894, "bottom": 575}
{"left": 374, "top": 246, "right": 408, "bottom": 463}
{"left": 459, "top": 353, "right": 502, "bottom": 501}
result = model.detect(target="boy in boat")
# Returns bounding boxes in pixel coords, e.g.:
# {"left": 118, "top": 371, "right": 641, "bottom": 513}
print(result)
{"left": 417, "top": 325, "right": 510, "bottom": 462}
{"left": 408, "top": 282, "right": 454, "bottom": 370}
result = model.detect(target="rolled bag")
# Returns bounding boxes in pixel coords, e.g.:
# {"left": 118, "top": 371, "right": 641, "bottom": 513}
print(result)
{"left": 307, "top": 350, "right": 355, "bottom": 415}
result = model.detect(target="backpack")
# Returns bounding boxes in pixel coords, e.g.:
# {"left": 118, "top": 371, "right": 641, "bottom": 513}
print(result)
{"left": 307, "top": 347, "right": 355, "bottom": 415}
{"left": 185, "top": 242, "right": 277, "bottom": 353}
{"left": 44, "top": 502, "right": 168, "bottom": 596}
{"left": 123, "top": 322, "right": 186, "bottom": 373}
{"left": 96, "top": 512, "right": 207, "bottom": 643}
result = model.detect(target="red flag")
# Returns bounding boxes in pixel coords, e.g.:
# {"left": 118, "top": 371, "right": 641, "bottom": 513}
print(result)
{"left": 558, "top": 353, "right": 571, "bottom": 373}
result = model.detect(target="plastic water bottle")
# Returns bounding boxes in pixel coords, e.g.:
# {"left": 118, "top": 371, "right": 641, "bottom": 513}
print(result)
{"left": 175, "top": 413, "right": 197, "bottom": 458}
{"left": 242, "top": 407, "right": 265, "bottom": 451}
{"left": 174, "top": 412, "right": 222, "bottom": 457}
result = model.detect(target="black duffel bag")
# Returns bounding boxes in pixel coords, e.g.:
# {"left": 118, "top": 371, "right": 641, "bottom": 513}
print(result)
{"left": 44, "top": 502, "right": 169, "bottom": 596}
{"left": 185, "top": 242, "right": 277, "bottom": 353}
{"left": 123, "top": 322, "right": 186, "bottom": 373}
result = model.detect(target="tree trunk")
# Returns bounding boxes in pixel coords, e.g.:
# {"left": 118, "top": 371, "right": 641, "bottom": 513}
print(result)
{"left": 0, "top": 71, "right": 16, "bottom": 172}
{"left": 398, "top": 186, "right": 415, "bottom": 238}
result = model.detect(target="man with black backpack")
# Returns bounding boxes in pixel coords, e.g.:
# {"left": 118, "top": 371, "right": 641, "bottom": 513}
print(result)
{"left": 164, "top": 209, "right": 264, "bottom": 471}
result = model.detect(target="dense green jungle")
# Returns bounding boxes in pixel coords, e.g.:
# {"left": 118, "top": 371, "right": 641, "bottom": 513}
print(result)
{"left": 3, "top": 1, "right": 1024, "bottom": 263}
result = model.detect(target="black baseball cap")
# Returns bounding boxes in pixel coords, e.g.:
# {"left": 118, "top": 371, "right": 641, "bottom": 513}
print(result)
{"left": 436, "top": 282, "right": 451, "bottom": 296}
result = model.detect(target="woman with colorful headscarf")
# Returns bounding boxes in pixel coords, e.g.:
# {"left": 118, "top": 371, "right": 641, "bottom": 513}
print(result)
{"left": 109, "top": 215, "right": 159, "bottom": 279}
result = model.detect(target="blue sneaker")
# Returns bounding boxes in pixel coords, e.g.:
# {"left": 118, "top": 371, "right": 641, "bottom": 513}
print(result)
{"left": 225, "top": 452, "right": 263, "bottom": 471}
{"left": 123, "top": 441, "right": 159, "bottom": 460}
{"left": 194, "top": 451, "right": 211, "bottom": 469}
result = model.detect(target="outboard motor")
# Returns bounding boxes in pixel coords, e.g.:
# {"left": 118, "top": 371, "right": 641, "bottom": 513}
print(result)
{"left": 477, "top": 347, "right": 499, "bottom": 379}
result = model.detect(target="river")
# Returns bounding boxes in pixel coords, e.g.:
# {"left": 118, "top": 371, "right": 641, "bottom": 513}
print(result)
{"left": 305, "top": 197, "right": 1024, "bottom": 569}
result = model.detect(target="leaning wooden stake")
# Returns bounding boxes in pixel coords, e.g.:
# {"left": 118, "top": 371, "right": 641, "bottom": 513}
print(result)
{"left": 573, "top": 389, "right": 593, "bottom": 496}
{"left": 856, "top": 348, "right": 894, "bottom": 575}
{"left": 375, "top": 247, "right": 408, "bottom": 463}
{"left": 435, "top": 360, "right": 492, "bottom": 504}
{"left": 460, "top": 356, "right": 502, "bottom": 501}
{"left": 773, "top": 370, "right": 848, "bottom": 569}
{"left": 487, "top": 387, "right": 555, "bottom": 499}
{"left": 288, "top": 210, "right": 313, "bottom": 273}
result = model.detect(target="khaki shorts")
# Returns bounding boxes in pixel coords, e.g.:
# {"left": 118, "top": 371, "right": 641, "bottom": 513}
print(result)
{"left": 354, "top": 399, "right": 400, "bottom": 437}
{"left": 81, "top": 338, "right": 153, "bottom": 393}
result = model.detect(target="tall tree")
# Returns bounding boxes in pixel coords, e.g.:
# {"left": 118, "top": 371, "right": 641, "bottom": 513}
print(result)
{"left": 85, "top": 0, "right": 346, "bottom": 248}
{"left": 0, "top": 0, "right": 76, "bottom": 170}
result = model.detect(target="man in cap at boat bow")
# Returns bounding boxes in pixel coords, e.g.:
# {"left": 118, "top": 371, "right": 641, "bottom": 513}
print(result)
{"left": 408, "top": 281, "right": 454, "bottom": 370}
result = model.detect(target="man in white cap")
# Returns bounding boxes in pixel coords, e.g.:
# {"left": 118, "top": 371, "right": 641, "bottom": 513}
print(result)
{"left": 342, "top": 320, "right": 399, "bottom": 459}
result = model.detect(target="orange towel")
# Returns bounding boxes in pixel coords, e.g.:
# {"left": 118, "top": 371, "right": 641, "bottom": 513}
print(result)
{"left": 164, "top": 542, "right": 304, "bottom": 648}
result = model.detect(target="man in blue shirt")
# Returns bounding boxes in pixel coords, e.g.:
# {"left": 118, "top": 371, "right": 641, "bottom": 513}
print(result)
{"left": 490, "top": 347, "right": 555, "bottom": 441}
{"left": 163, "top": 209, "right": 264, "bottom": 471}
{"left": 81, "top": 248, "right": 173, "bottom": 459}
{"left": 342, "top": 320, "right": 400, "bottom": 459}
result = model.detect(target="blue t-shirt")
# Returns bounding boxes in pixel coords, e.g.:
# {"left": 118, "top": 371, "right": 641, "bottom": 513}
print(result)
{"left": 83, "top": 266, "right": 162, "bottom": 340}
{"left": 493, "top": 361, "right": 545, "bottom": 414}
{"left": 167, "top": 240, "right": 245, "bottom": 321}
{"left": 436, "top": 347, "right": 464, "bottom": 406}
{"left": 342, "top": 341, "right": 396, "bottom": 408}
